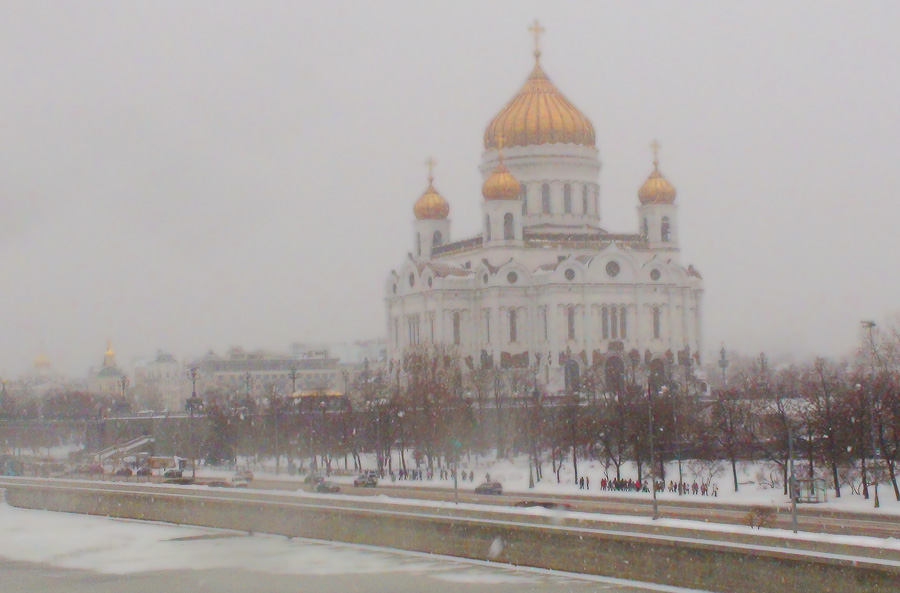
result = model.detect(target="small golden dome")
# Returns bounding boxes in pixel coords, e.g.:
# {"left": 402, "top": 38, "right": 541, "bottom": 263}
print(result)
{"left": 34, "top": 353, "right": 51, "bottom": 369}
{"left": 482, "top": 159, "right": 522, "bottom": 201}
{"left": 638, "top": 164, "right": 677, "bottom": 205}
{"left": 484, "top": 60, "right": 595, "bottom": 150}
{"left": 413, "top": 181, "right": 450, "bottom": 220}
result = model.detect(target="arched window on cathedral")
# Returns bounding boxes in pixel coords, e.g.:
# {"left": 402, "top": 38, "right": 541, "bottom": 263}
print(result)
{"left": 652, "top": 306, "right": 661, "bottom": 339}
{"left": 620, "top": 306, "right": 627, "bottom": 339}
{"left": 433, "top": 230, "right": 442, "bottom": 248}
{"left": 541, "top": 183, "right": 551, "bottom": 213}
{"left": 610, "top": 306, "right": 618, "bottom": 339}
{"left": 503, "top": 213, "right": 514, "bottom": 240}
{"left": 416, "top": 233, "right": 421, "bottom": 256}
{"left": 453, "top": 312, "right": 461, "bottom": 345}
{"left": 567, "top": 306, "right": 576, "bottom": 341}
{"left": 582, "top": 185, "right": 589, "bottom": 214}
{"left": 601, "top": 306, "right": 609, "bottom": 339}
{"left": 509, "top": 309, "right": 517, "bottom": 343}
{"left": 485, "top": 215, "right": 491, "bottom": 242}
{"left": 563, "top": 184, "right": 572, "bottom": 213}
{"left": 642, "top": 218, "right": 649, "bottom": 237}
{"left": 661, "top": 217, "right": 671, "bottom": 242}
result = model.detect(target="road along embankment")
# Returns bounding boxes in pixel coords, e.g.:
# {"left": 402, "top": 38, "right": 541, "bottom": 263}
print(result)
{"left": 1, "top": 478, "right": 898, "bottom": 593}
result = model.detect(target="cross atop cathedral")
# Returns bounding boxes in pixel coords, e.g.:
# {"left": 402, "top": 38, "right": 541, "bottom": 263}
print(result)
{"left": 650, "top": 139, "right": 661, "bottom": 168}
{"left": 529, "top": 19, "right": 545, "bottom": 60}
{"left": 425, "top": 157, "right": 435, "bottom": 183}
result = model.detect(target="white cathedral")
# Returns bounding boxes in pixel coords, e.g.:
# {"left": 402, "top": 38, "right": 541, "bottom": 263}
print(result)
{"left": 386, "top": 30, "right": 704, "bottom": 393}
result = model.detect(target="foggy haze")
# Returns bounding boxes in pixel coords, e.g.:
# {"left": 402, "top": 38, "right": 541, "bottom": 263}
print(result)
{"left": 2, "top": 1, "right": 898, "bottom": 376}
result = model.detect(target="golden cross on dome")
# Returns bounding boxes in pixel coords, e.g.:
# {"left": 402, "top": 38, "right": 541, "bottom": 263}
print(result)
{"left": 529, "top": 19, "right": 545, "bottom": 60}
{"left": 650, "top": 139, "right": 661, "bottom": 168}
{"left": 425, "top": 157, "right": 435, "bottom": 183}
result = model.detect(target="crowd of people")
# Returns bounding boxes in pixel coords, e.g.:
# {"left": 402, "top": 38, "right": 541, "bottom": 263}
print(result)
{"left": 589, "top": 477, "right": 718, "bottom": 496}
{"left": 377, "top": 466, "right": 718, "bottom": 496}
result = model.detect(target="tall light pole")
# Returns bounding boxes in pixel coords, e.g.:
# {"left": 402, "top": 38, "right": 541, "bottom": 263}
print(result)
{"left": 860, "top": 320, "right": 880, "bottom": 508}
{"left": 648, "top": 384, "right": 663, "bottom": 520}
{"left": 186, "top": 366, "right": 201, "bottom": 479}
{"left": 270, "top": 385, "right": 280, "bottom": 475}
{"left": 718, "top": 346, "right": 729, "bottom": 387}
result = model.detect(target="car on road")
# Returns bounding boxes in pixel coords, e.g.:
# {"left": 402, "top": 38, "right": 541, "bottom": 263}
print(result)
{"left": 353, "top": 472, "right": 378, "bottom": 487}
{"left": 163, "top": 469, "right": 183, "bottom": 479}
{"left": 316, "top": 481, "right": 341, "bottom": 494}
{"left": 231, "top": 476, "right": 249, "bottom": 488}
{"left": 304, "top": 474, "right": 325, "bottom": 485}
{"left": 88, "top": 464, "right": 105, "bottom": 475}
{"left": 474, "top": 481, "right": 503, "bottom": 495}
{"left": 206, "top": 481, "right": 232, "bottom": 488}
{"left": 235, "top": 469, "right": 254, "bottom": 481}
{"left": 136, "top": 467, "right": 153, "bottom": 477}
{"left": 114, "top": 467, "right": 133, "bottom": 477}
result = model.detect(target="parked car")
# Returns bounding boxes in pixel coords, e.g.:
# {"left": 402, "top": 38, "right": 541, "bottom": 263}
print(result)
{"left": 231, "top": 476, "right": 249, "bottom": 488}
{"left": 353, "top": 472, "right": 378, "bottom": 487}
{"left": 316, "top": 481, "right": 341, "bottom": 494}
{"left": 474, "top": 481, "right": 503, "bottom": 495}
{"left": 114, "top": 467, "right": 133, "bottom": 477}
{"left": 136, "top": 467, "right": 153, "bottom": 477}
{"left": 163, "top": 469, "right": 183, "bottom": 479}
{"left": 235, "top": 469, "right": 254, "bottom": 481}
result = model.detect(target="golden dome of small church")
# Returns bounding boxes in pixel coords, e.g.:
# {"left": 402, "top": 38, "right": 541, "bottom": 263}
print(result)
{"left": 387, "top": 22, "right": 703, "bottom": 394}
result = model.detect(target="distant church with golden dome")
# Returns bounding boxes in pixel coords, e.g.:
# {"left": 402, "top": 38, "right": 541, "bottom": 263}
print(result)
{"left": 386, "top": 24, "right": 703, "bottom": 393}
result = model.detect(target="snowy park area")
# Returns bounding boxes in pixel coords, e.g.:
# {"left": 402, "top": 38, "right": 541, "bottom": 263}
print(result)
{"left": 195, "top": 452, "right": 900, "bottom": 517}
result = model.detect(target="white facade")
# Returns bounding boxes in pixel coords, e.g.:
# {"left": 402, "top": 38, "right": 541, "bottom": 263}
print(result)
{"left": 386, "top": 55, "right": 704, "bottom": 393}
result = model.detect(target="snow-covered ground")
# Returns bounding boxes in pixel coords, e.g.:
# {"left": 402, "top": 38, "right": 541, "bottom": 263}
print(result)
{"left": 207, "top": 453, "right": 900, "bottom": 516}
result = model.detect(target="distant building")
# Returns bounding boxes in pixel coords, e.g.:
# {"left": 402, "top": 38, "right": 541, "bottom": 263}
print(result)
{"left": 192, "top": 347, "right": 339, "bottom": 399}
{"left": 133, "top": 351, "right": 188, "bottom": 410}
{"left": 91, "top": 341, "right": 125, "bottom": 397}
{"left": 292, "top": 339, "right": 387, "bottom": 366}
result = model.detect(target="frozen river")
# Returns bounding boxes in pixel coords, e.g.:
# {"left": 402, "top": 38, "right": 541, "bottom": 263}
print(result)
{"left": 0, "top": 503, "right": 702, "bottom": 593}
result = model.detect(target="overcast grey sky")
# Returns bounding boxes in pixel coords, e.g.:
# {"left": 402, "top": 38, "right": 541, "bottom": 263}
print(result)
{"left": 2, "top": 1, "right": 899, "bottom": 376}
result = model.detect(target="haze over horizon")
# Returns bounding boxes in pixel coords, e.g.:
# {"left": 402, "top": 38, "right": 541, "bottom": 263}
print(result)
{"left": 2, "top": 1, "right": 899, "bottom": 377}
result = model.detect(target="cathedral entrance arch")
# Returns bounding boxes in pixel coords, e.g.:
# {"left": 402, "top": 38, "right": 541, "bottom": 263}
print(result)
{"left": 605, "top": 356, "right": 625, "bottom": 395}
{"left": 564, "top": 358, "right": 581, "bottom": 393}
{"left": 649, "top": 358, "right": 667, "bottom": 394}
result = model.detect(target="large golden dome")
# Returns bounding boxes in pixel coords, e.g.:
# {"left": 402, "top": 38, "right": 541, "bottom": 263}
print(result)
{"left": 638, "top": 164, "right": 677, "bottom": 205}
{"left": 413, "top": 180, "right": 450, "bottom": 220}
{"left": 484, "top": 60, "right": 595, "bottom": 150}
{"left": 482, "top": 157, "right": 522, "bottom": 201}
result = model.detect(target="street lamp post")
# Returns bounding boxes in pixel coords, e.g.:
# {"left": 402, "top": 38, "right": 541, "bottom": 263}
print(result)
{"left": 648, "top": 384, "right": 663, "bottom": 520}
{"left": 718, "top": 346, "right": 729, "bottom": 387}
{"left": 270, "top": 386, "right": 281, "bottom": 475}
{"left": 861, "top": 320, "right": 881, "bottom": 509}
{"left": 186, "top": 366, "right": 200, "bottom": 479}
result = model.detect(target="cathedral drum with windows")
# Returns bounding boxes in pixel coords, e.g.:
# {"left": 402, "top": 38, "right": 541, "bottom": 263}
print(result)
{"left": 385, "top": 29, "right": 703, "bottom": 393}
